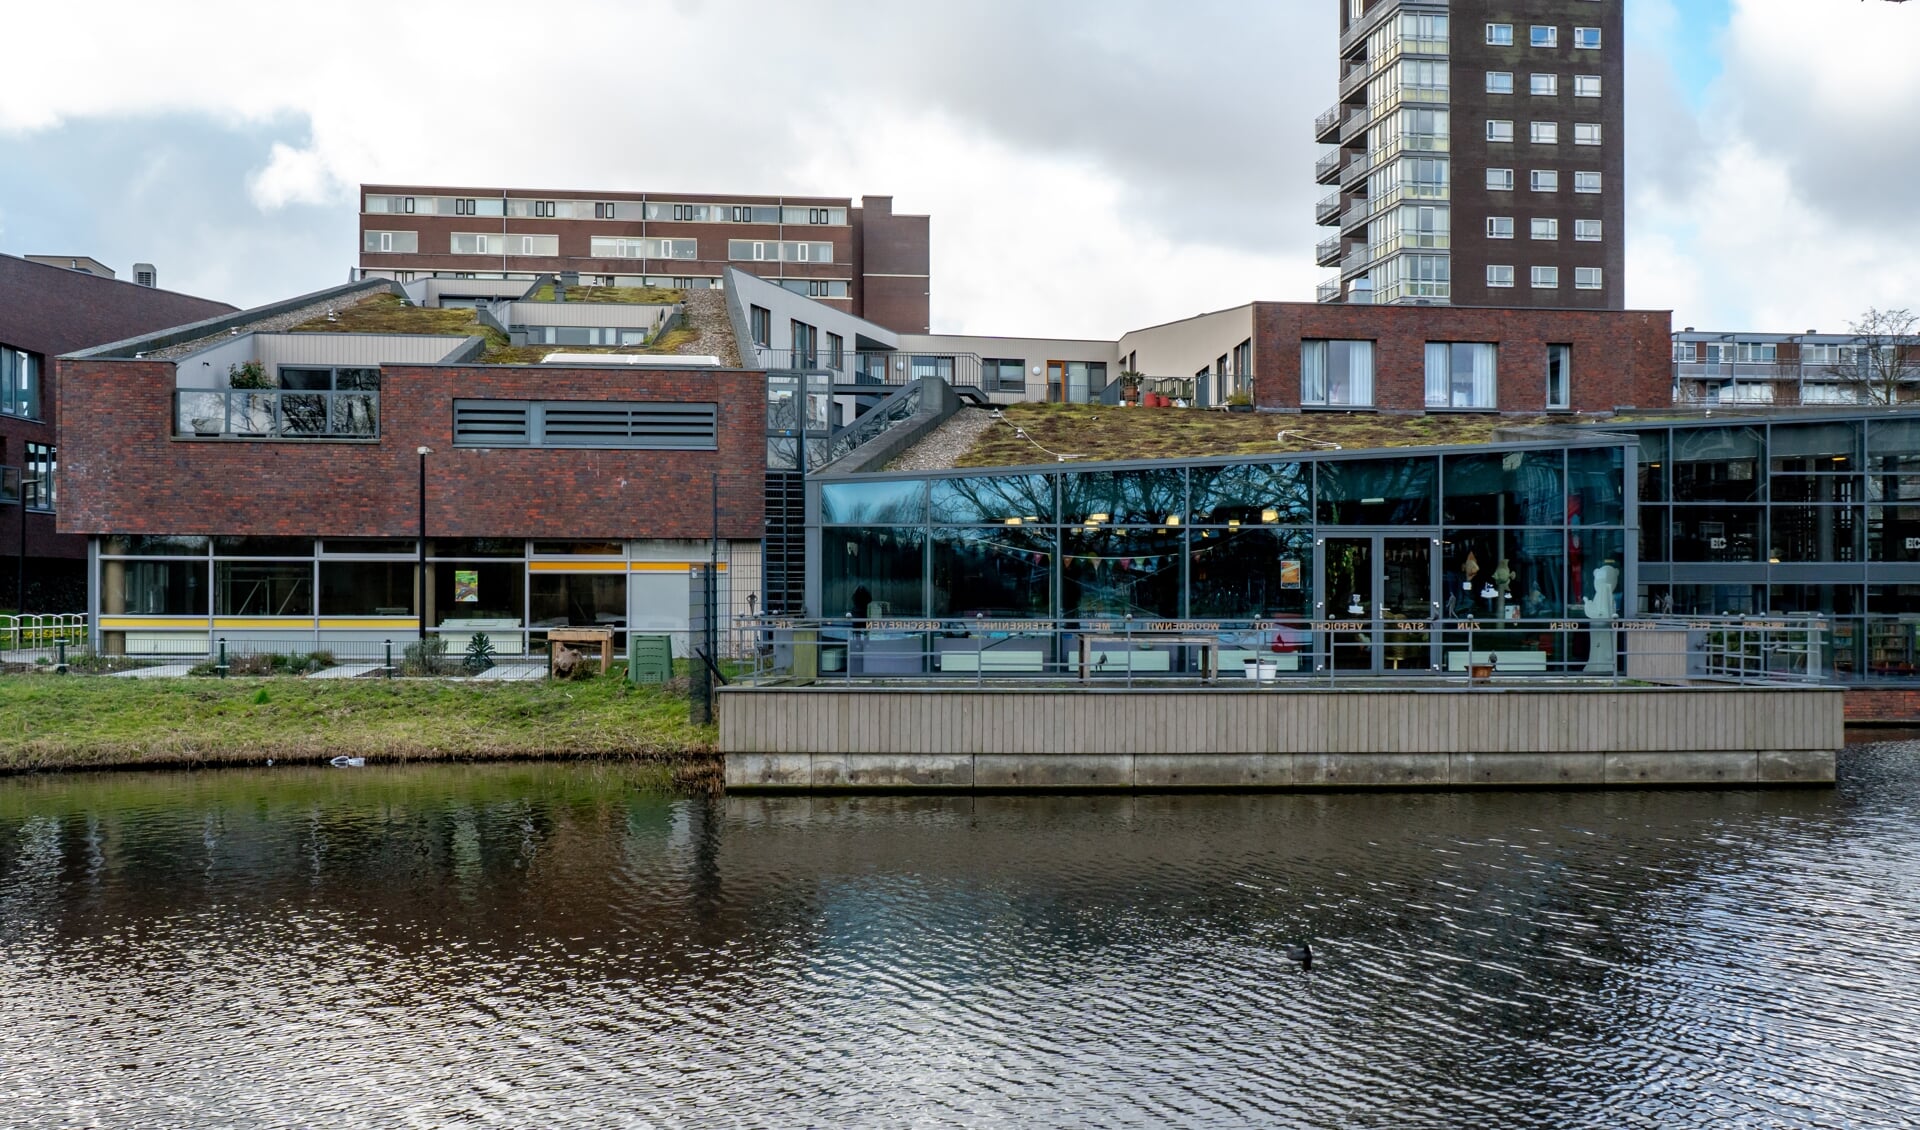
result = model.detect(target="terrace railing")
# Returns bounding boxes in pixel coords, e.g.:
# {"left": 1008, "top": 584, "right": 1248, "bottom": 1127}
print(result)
{"left": 755, "top": 348, "right": 985, "bottom": 391}
{"left": 176, "top": 389, "right": 379, "bottom": 439}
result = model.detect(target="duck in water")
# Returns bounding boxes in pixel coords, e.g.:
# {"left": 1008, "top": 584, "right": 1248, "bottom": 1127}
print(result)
{"left": 1285, "top": 940, "right": 1313, "bottom": 971}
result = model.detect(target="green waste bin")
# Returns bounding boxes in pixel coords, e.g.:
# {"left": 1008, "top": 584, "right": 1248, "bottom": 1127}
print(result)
{"left": 629, "top": 634, "right": 674, "bottom": 684}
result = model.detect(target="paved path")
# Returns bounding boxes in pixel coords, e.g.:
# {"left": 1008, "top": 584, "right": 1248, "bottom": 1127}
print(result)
{"left": 307, "top": 663, "right": 383, "bottom": 680}
{"left": 472, "top": 663, "right": 546, "bottom": 681}
{"left": 110, "top": 662, "right": 199, "bottom": 679}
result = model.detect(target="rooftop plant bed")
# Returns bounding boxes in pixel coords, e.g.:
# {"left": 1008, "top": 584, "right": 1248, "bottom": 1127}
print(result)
{"left": 952, "top": 404, "right": 1575, "bottom": 468}
{"left": 288, "top": 292, "right": 488, "bottom": 337}
{"left": 527, "top": 283, "right": 684, "bottom": 305}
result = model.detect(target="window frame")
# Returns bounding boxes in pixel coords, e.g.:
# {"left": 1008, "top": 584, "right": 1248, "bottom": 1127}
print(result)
{"left": 1574, "top": 171, "right": 1602, "bottom": 193}
{"left": 1531, "top": 265, "right": 1561, "bottom": 289}
{"left": 1486, "top": 22, "right": 1513, "bottom": 45}
{"left": 1574, "top": 267, "right": 1604, "bottom": 290}
{"left": 1573, "top": 122, "right": 1602, "bottom": 146}
{"left": 1531, "top": 169, "right": 1560, "bottom": 192}
{"left": 1486, "top": 70, "right": 1514, "bottom": 94}
{"left": 1530, "top": 73, "right": 1558, "bottom": 96}
{"left": 1573, "top": 74, "right": 1602, "bottom": 98}
{"left": 1487, "top": 119, "right": 1515, "bottom": 142}
{"left": 1487, "top": 216, "right": 1514, "bottom": 239}
{"left": 1574, "top": 219, "right": 1603, "bottom": 241}
{"left": 1530, "top": 121, "right": 1559, "bottom": 144}
{"left": 1530, "top": 218, "right": 1560, "bottom": 241}
{"left": 1531, "top": 25, "right": 1558, "bottom": 47}
{"left": 1487, "top": 265, "right": 1516, "bottom": 288}
{"left": 1573, "top": 26, "right": 1601, "bottom": 49}
{"left": 1424, "top": 342, "right": 1499, "bottom": 410}
{"left": 1546, "top": 344, "right": 1572, "bottom": 410}
{"left": 1486, "top": 167, "right": 1516, "bottom": 191}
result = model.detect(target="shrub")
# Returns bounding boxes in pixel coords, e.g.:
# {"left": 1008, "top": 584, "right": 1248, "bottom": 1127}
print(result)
{"left": 462, "top": 632, "right": 496, "bottom": 673}
{"left": 403, "top": 636, "right": 449, "bottom": 677}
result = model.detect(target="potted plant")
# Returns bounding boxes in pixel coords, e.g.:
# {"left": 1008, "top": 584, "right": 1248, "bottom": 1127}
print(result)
{"left": 1226, "top": 390, "right": 1255, "bottom": 413}
{"left": 227, "top": 361, "right": 272, "bottom": 389}
{"left": 1118, "top": 370, "right": 1143, "bottom": 407}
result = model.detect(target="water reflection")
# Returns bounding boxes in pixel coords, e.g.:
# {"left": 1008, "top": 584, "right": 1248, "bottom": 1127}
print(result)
{"left": 2, "top": 755, "right": 1918, "bottom": 1126}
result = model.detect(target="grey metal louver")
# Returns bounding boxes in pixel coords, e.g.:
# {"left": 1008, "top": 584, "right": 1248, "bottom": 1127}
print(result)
{"left": 453, "top": 401, "right": 532, "bottom": 446}
{"left": 454, "top": 399, "right": 717, "bottom": 449}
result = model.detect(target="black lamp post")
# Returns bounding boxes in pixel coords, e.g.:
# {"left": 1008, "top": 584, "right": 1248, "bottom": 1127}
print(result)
{"left": 416, "top": 446, "right": 431, "bottom": 640}
{"left": 16, "top": 474, "right": 44, "bottom": 613}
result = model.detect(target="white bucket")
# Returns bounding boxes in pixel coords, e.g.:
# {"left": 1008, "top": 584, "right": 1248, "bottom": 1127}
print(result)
{"left": 1243, "top": 659, "right": 1279, "bottom": 682}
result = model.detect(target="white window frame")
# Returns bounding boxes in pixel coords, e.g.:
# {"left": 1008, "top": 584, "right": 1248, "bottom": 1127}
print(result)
{"left": 1546, "top": 344, "right": 1572, "bottom": 410}
{"left": 1531, "top": 218, "right": 1559, "bottom": 240}
{"left": 1531, "top": 265, "right": 1560, "bottom": 289}
{"left": 1531, "top": 121, "right": 1559, "bottom": 144}
{"left": 1574, "top": 219, "right": 1602, "bottom": 241}
{"left": 1486, "top": 22, "right": 1513, "bottom": 45}
{"left": 1531, "top": 25, "right": 1558, "bottom": 47}
{"left": 1531, "top": 73, "right": 1558, "bottom": 96}
{"left": 1573, "top": 26, "right": 1601, "bottom": 49}
{"left": 1531, "top": 169, "right": 1560, "bottom": 192}
{"left": 1487, "top": 71, "right": 1513, "bottom": 94}
{"left": 1487, "top": 216, "right": 1514, "bottom": 239}
{"left": 1574, "top": 74, "right": 1602, "bottom": 98}
{"left": 1487, "top": 168, "right": 1516, "bottom": 191}
{"left": 1487, "top": 119, "right": 1514, "bottom": 142}
{"left": 1574, "top": 123, "right": 1602, "bottom": 146}
{"left": 1575, "top": 267, "right": 1603, "bottom": 290}
{"left": 1574, "top": 171, "right": 1602, "bottom": 193}
{"left": 1487, "top": 265, "right": 1516, "bottom": 288}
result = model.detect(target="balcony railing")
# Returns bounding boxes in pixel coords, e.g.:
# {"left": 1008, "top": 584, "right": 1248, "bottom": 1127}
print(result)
{"left": 175, "top": 389, "right": 379, "bottom": 439}
{"left": 1314, "top": 105, "right": 1342, "bottom": 141}
{"left": 1315, "top": 237, "right": 1343, "bottom": 267}
{"left": 1340, "top": 60, "right": 1370, "bottom": 98}
{"left": 1340, "top": 201, "right": 1372, "bottom": 233}
{"left": 1341, "top": 248, "right": 1374, "bottom": 277}
{"left": 1317, "top": 278, "right": 1343, "bottom": 303}
{"left": 1315, "top": 191, "right": 1342, "bottom": 224}
{"left": 1314, "top": 151, "right": 1341, "bottom": 182}
{"left": 1339, "top": 110, "right": 1370, "bottom": 145}
{"left": 755, "top": 347, "right": 985, "bottom": 390}
{"left": 1340, "top": 152, "right": 1371, "bottom": 188}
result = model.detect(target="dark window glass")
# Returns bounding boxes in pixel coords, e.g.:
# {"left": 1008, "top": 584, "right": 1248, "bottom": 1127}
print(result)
{"left": 1669, "top": 507, "right": 1764, "bottom": 561}
{"left": 1639, "top": 506, "right": 1670, "bottom": 562}
{"left": 1638, "top": 432, "right": 1668, "bottom": 502}
{"left": 110, "top": 560, "right": 207, "bottom": 615}
{"left": 1061, "top": 527, "right": 1182, "bottom": 620}
{"left": 102, "top": 535, "right": 210, "bottom": 556}
{"left": 1061, "top": 469, "right": 1186, "bottom": 526}
{"left": 1442, "top": 451, "right": 1563, "bottom": 525}
{"left": 1569, "top": 528, "right": 1626, "bottom": 617}
{"left": 929, "top": 474, "right": 1053, "bottom": 525}
{"left": 322, "top": 539, "right": 414, "bottom": 555}
{"left": 1867, "top": 505, "right": 1920, "bottom": 562}
{"left": 822, "top": 528, "right": 925, "bottom": 619}
{"left": 319, "top": 561, "right": 415, "bottom": 616}
{"left": 1190, "top": 463, "right": 1311, "bottom": 526}
{"left": 213, "top": 537, "right": 314, "bottom": 557}
{"left": 931, "top": 528, "right": 1054, "bottom": 618}
{"left": 214, "top": 561, "right": 313, "bottom": 616}
{"left": 1771, "top": 584, "right": 1859, "bottom": 616}
{"left": 531, "top": 541, "right": 624, "bottom": 556}
{"left": 1664, "top": 584, "right": 1761, "bottom": 616}
{"left": 1772, "top": 504, "right": 1861, "bottom": 562}
{"left": 1567, "top": 447, "right": 1625, "bottom": 525}
{"left": 1189, "top": 528, "right": 1313, "bottom": 619}
{"left": 1315, "top": 457, "right": 1437, "bottom": 525}
{"left": 1673, "top": 426, "right": 1762, "bottom": 502}
{"left": 820, "top": 480, "right": 927, "bottom": 524}
{"left": 528, "top": 571, "right": 623, "bottom": 633}
{"left": 434, "top": 561, "right": 524, "bottom": 625}
{"left": 1442, "top": 528, "right": 1566, "bottom": 620}
{"left": 432, "top": 539, "right": 524, "bottom": 558}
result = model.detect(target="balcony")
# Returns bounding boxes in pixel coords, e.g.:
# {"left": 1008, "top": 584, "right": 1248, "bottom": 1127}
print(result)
{"left": 1340, "top": 59, "right": 1370, "bottom": 99}
{"left": 1339, "top": 152, "right": 1371, "bottom": 188}
{"left": 1314, "top": 150, "right": 1342, "bottom": 184}
{"left": 1314, "top": 105, "right": 1342, "bottom": 143}
{"left": 1315, "top": 191, "right": 1342, "bottom": 225}
{"left": 1315, "top": 237, "right": 1343, "bottom": 267}
{"left": 1341, "top": 248, "right": 1374, "bottom": 278}
{"left": 756, "top": 347, "right": 985, "bottom": 391}
{"left": 1339, "top": 110, "right": 1370, "bottom": 145}
{"left": 1340, "top": 200, "right": 1372, "bottom": 235}
{"left": 1317, "top": 278, "right": 1343, "bottom": 304}
{"left": 175, "top": 389, "right": 379, "bottom": 439}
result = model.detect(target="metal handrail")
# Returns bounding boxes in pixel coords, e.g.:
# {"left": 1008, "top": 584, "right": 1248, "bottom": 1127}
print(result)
{"left": 757, "top": 348, "right": 985, "bottom": 389}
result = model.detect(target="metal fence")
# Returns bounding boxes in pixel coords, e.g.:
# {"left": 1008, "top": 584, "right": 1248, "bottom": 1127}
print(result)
{"left": 725, "top": 615, "right": 1830, "bottom": 690}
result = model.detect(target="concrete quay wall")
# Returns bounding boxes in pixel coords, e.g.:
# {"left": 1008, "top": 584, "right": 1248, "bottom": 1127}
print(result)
{"left": 719, "top": 686, "right": 1842, "bottom": 792}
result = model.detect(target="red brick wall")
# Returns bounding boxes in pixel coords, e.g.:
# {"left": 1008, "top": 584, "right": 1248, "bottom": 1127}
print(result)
{"left": 1843, "top": 687, "right": 1920, "bottom": 724}
{"left": 1252, "top": 302, "right": 1671, "bottom": 413}
{"left": 56, "top": 361, "right": 765, "bottom": 541}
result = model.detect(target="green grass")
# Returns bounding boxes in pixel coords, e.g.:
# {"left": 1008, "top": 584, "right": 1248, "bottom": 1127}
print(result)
{"left": 956, "top": 404, "right": 1574, "bottom": 468}
{"left": 0, "top": 675, "right": 719, "bottom": 778}
{"left": 527, "top": 283, "right": 683, "bottom": 305}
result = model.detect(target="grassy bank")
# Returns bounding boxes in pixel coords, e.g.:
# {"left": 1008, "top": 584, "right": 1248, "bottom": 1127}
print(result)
{"left": 0, "top": 675, "right": 719, "bottom": 781}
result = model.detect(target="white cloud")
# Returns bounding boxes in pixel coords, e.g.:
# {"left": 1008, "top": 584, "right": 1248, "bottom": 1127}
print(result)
{"left": 246, "top": 142, "right": 343, "bottom": 211}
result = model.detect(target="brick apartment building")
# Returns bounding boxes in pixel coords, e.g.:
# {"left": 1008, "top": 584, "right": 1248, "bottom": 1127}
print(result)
{"left": 357, "top": 185, "right": 931, "bottom": 334}
{"left": 1314, "top": 0, "right": 1625, "bottom": 309}
{"left": 0, "top": 254, "right": 234, "bottom": 610}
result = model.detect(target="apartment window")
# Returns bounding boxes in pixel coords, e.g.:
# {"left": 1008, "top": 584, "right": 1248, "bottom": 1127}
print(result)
{"left": 1531, "top": 265, "right": 1560, "bottom": 288}
{"left": 983, "top": 358, "right": 1027, "bottom": 393}
{"left": 1301, "top": 340, "right": 1375, "bottom": 408}
{"left": 2, "top": 345, "right": 41, "bottom": 419}
{"left": 750, "top": 305, "right": 770, "bottom": 348}
{"left": 1532, "top": 169, "right": 1560, "bottom": 192}
{"left": 24, "top": 442, "right": 55, "bottom": 510}
{"left": 726, "top": 240, "right": 834, "bottom": 264}
{"left": 402, "top": 196, "right": 416, "bottom": 214}
{"left": 533, "top": 200, "right": 555, "bottom": 218}
{"left": 1531, "top": 25, "right": 1558, "bottom": 47}
{"left": 791, "top": 321, "right": 818, "bottom": 367}
{"left": 1531, "top": 73, "right": 1558, "bottom": 96}
{"left": 362, "top": 230, "right": 419, "bottom": 254}
{"left": 1487, "top": 119, "right": 1514, "bottom": 142}
{"left": 594, "top": 202, "right": 616, "bottom": 219}
{"left": 453, "top": 197, "right": 477, "bottom": 216}
{"left": 1487, "top": 71, "right": 1513, "bottom": 94}
{"left": 1486, "top": 22, "right": 1513, "bottom": 45}
{"left": 1531, "top": 121, "right": 1558, "bottom": 144}
{"left": 1574, "top": 74, "right": 1602, "bottom": 97}
{"left": 1425, "top": 343, "right": 1497, "bottom": 409}
{"left": 1487, "top": 216, "right": 1514, "bottom": 239}
{"left": 1487, "top": 265, "right": 1516, "bottom": 288}
{"left": 1673, "top": 341, "right": 1697, "bottom": 363}
{"left": 1573, "top": 26, "right": 1601, "bottom": 49}
{"left": 1574, "top": 171, "right": 1602, "bottom": 193}
{"left": 1575, "top": 219, "right": 1603, "bottom": 241}
{"left": 1574, "top": 123, "right": 1602, "bottom": 145}
{"left": 1546, "top": 345, "right": 1571, "bottom": 410}
{"left": 1487, "top": 168, "right": 1515, "bottom": 191}
{"left": 1531, "top": 218, "right": 1559, "bottom": 240}
{"left": 1575, "top": 267, "right": 1604, "bottom": 290}
{"left": 509, "top": 234, "right": 559, "bottom": 256}
{"left": 826, "top": 332, "right": 846, "bottom": 370}
{"left": 450, "top": 233, "right": 496, "bottom": 255}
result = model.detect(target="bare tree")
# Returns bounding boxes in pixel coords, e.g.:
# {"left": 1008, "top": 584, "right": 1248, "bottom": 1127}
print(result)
{"left": 1827, "top": 308, "right": 1920, "bottom": 405}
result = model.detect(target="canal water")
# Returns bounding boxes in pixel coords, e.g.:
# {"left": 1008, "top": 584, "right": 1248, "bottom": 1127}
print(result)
{"left": 2, "top": 749, "right": 1918, "bottom": 1128}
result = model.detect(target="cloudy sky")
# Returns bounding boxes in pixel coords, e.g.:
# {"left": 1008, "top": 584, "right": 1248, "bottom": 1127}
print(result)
{"left": 2, "top": 0, "right": 1916, "bottom": 338}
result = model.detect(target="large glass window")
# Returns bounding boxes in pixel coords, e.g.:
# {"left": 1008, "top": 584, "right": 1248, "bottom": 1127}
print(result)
{"left": 1191, "top": 463, "right": 1310, "bottom": 526}
{"left": 214, "top": 537, "right": 314, "bottom": 557}
{"left": 821, "top": 480, "right": 927, "bottom": 524}
{"left": 1316, "top": 457, "right": 1437, "bottom": 525}
{"left": 1061, "top": 469, "right": 1186, "bottom": 526}
{"left": 1442, "top": 451, "right": 1563, "bottom": 525}
{"left": 432, "top": 539, "right": 525, "bottom": 557}
{"left": 931, "top": 528, "right": 1054, "bottom": 618}
{"left": 24, "top": 443, "right": 54, "bottom": 510}
{"left": 102, "top": 535, "right": 210, "bottom": 556}
{"left": 214, "top": 561, "right": 313, "bottom": 616}
{"left": 1301, "top": 340, "right": 1375, "bottom": 407}
{"left": 319, "top": 561, "right": 415, "bottom": 616}
{"left": 1, "top": 345, "right": 40, "bottom": 419}
{"left": 435, "top": 561, "right": 524, "bottom": 625}
{"left": 110, "top": 560, "right": 207, "bottom": 615}
{"left": 1189, "top": 528, "right": 1312, "bottom": 620}
{"left": 1546, "top": 344, "right": 1571, "bottom": 409}
{"left": 1424, "top": 342, "right": 1498, "bottom": 409}
{"left": 1567, "top": 448, "right": 1625, "bottom": 525}
{"left": 1673, "top": 426, "right": 1762, "bottom": 502}
{"left": 1670, "top": 508, "right": 1764, "bottom": 562}
{"left": 528, "top": 572, "right": 625, "bottom": 630}
{"left": 1061, "top": 527, "right": 1181, "bottom": 620}
{"left": 1442, "top": 529, "right": 1565, "bottom": 621}
{"left": 822, "top": 528, "right": 925, "bottom": 619}
{"left": 929, "top": 474, "right": 1053, "bottom": 525}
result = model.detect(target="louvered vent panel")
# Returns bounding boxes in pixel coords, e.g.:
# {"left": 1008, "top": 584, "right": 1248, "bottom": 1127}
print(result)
{"left": 538, "top": 402, "right": 717, "bottom": 448}
{"left": 452, "top": 400, "right": 531, "bottom": 446}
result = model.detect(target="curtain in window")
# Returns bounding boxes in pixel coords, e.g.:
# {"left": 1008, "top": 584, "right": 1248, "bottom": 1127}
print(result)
{"left": 1424, "top": 343, "right": 1448, "bottom": 406}
{"left": 1302, "top": 342, "right": 1326, "bottom": 404}
{"left": 1470, "top": 344, "right": 1497, "bottom": 407}
{"left": 1346, "top": 341, "right": 1374, "bottom": 405}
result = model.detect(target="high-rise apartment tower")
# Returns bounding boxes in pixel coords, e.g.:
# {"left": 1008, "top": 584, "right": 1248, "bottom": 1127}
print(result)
{"left": 1313, "top": 0, "right": 1624, "bottom": 308}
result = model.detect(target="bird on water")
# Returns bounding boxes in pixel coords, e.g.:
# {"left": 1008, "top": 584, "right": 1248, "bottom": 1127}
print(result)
{"left": 1285, "top": 941, "right": 1313, "bottom": 970}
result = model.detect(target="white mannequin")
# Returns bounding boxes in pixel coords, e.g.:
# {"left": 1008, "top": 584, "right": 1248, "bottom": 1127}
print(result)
{"left": 1583, "top": 560, "right": 1620, "bottom": 674}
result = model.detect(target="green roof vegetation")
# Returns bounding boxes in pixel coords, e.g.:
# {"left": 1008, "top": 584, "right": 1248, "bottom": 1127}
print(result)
{"left": 286, "top": 292, "right": 707, "bottom": 364}
{"left": 953, "top": 403, "right": 1585, "bottom": 468}
{"left": 527, "top": 283, "right": 683, "bottom": 305}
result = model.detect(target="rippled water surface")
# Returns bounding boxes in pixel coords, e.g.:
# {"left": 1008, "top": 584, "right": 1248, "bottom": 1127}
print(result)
{"left": 4, "top": 748, "right": 1920, "bottom": 1127}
